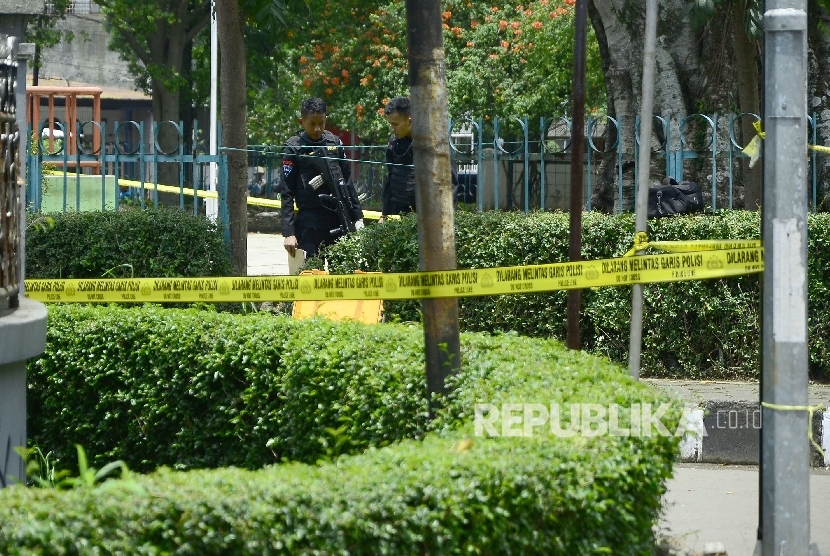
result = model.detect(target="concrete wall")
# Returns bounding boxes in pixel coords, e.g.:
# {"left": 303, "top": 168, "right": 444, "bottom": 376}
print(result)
{"left": 35, "top": 13, "right": 135, "bottom": 90}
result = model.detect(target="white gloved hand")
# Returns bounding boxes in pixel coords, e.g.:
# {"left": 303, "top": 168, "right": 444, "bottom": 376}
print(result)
{"left": 309, "top": 175, "right": 324, "bottom": 190}
{"left": 354, "top": 219, "right": 365, "bottom": 231}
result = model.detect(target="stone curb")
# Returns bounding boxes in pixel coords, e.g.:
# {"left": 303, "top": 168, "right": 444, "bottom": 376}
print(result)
{"left": 678, "top": 401, "right": 827, "bottom": 467}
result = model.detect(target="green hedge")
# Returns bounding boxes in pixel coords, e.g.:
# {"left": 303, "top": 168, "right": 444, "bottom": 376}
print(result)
{"left": 311, "top": 210, "right": 830, "bottom": 381}
{"left": 27, "top": 305, "right": 432, "bottom": 472}
{"left": 10, "top": 304, "right": 680, "bottom": 554}
{"left": 26, "top": 208, "right": 233, "bottom": 279}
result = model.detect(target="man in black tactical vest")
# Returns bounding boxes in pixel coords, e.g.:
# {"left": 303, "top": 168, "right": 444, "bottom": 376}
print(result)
{"left": 279, "top": 97, "right": 364, "bottom": 258}
{"left": 380, "top": 96, "right": 459, "bottom": 222}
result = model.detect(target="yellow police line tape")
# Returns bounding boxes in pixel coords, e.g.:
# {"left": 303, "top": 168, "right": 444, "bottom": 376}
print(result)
{"left": 25, "top": 238, "right": 763, "bottom": 304}
{"left": 117, "top": 179, "right": 389, "bottom": 221}
{"left": 42, "top": 172, "right": 390, "bottom": 220}
{"left": 742, "top": 120, "right": 830, "bottom": 168}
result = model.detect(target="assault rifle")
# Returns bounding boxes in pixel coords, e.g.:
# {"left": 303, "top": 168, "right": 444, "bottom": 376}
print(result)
{"left": 305, "top": 148, "right": 356, "bottom": 238}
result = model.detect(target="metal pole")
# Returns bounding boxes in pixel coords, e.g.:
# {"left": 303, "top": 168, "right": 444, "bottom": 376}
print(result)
{"left": 206, "top": 0, "right": 218, "bottom": 221}
{"left": 405, "top": 0, "right": 462, "bottom": 406}
{"left": 759, "top": 5, "right": 810, "bottom": 555}
{"left": 566, "top": 0, "right": 588, "bottom": 350}
{"left": 628, "top": 0, "right": 658, "bottom": 379}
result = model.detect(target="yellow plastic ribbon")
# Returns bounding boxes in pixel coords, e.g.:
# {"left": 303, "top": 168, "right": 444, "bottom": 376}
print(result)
{"left": 742, "top": 119, "right": 830, "bottom": 163}
{"left": 623, "top": 232, "right": 651, "bottom": 257}
{"left": 761, "top": 401, "right": 826, "bottom": 461}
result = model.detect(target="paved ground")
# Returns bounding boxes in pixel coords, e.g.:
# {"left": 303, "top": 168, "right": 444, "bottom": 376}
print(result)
{"left": 247, "top": 232, "right": 288, "bottom": 276}
{"left": 643, "top": 379, "right": 830, "bottom": 408}
{"left": 660, "top": 464, "right": 830, "bottom": 556}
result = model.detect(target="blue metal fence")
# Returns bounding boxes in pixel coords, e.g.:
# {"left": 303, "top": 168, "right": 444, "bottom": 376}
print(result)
{"left": 28, "top": 119, "right": 227, "bottom": 224}
{"left": 29, "top": 113, "right": 827, "bottom": 222}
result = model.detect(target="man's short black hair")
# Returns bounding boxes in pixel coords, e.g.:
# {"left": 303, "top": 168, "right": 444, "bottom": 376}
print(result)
{"left": 384, "top": 96, "right": 411, "bottom": 116}
{"left": 301, "top": 97, "right": 327, "bottom": 117}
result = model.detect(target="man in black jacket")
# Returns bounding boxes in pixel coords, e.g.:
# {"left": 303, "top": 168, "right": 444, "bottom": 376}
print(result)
{"left": 279, "top": 97, "right": 364, "bottom": 257}
{"left": 381, "top": 96, "right": 459, "bottom": 221}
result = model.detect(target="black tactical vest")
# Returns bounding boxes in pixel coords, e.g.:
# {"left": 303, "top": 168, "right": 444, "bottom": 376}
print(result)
{"left": 388, "top": 136, "right": 416, "bottom": 205}
{"left": 285, "top": 130, "right": 346, "bottom": 211}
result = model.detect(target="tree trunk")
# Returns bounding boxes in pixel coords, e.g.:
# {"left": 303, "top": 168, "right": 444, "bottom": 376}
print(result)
{"left": 808, "top": 0, "right": 830, "bottom": 210}
{"left": 217, "top": 0, "right": 248, "bottom": 275}
{"left": 734, "top": 0, "right": 761, "bottom": 209}
{"left": 588, "top": 0, "right": 739, "bottom": 211}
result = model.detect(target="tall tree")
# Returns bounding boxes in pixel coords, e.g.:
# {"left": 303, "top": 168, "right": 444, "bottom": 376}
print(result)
{"left": 249, "top": 0, "right": 604, "bottom": 145}
{"left": 217, "top": 0, "right": 248, "bottom": 274}
{"left": 97, "top": 0, "right": 211, "bottom": 184}
{"left": 585, "top": 0, "right": 825, "bottom": 212}
{"left": 216, "top": 0, "right": 307, "bottom": 273}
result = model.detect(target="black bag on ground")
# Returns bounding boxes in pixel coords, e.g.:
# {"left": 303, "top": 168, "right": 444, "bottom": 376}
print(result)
{"left": 647, "top": 177, "right": 704, "bottom": 218}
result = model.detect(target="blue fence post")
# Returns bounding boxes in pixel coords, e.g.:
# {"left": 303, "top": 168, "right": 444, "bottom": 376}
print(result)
{"left": 522, "top": 116, "right": 529, "bottom": 213}
{"left": 114, "top": 121, "right": 121, "bottom": 211}
{"left": 811, "top": 112, "right": 817, "bottom": 211}
{"left": 192, "top": 120, "right": 200, "bottom": 216}
{"left": 711, "top": 113, "right": 718, "bottom": 209}
{"left": 493, "top": 117, "right": 500, "bottom": 211}
{"left": 100, "top": 121, "right": 108, "bottom": 209}
{"left": 634, "top": 115, "right": 640, "bottom": 202}
{"left": 219, "top": 154, "right": 230, "bottom": 251}
{"left": 617, "top": 116, "right": 624, "bottom": 213}
{"left": 179, "top": 120, "right": 185, "bottom": 210}
{"left": 477, "top": 116, "right": 484, "bottom": 212}
{"left": 586, "top": 114, "right": 593, "bottom": 211}
{"left": 540, "top": 116, "right": 549, "bottom": 212}
{"left": 728, "top": 113, "right": 735, "bottom": 208}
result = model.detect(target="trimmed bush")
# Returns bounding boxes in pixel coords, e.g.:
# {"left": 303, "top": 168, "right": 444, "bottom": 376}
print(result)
{"left": 26, "top": 208, "right": 233, "bottom": 278}
{"left": 11, "top": 304, "right": 680, "bottom": 554}
{"left": 28, "top": 305, "right": 432, "bottom": 472}
{"left": 310, "top": 210, "right": 830, "bottom": 381}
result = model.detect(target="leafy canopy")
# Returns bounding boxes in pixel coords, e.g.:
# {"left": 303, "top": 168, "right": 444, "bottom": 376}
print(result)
{"left": 246, "top": 0, "right": 605, "bottom": 145}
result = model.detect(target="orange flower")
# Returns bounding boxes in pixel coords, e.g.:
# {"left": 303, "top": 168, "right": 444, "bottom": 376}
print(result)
{"left": 563, "top": 0, "right": 575, "bottom": 5}
{"left": 515, "top": 29, "right": 522, "bottom": 35}
{"left": 299, "top": 56, "right": 308, "bottom": 65}
{"left": 499, "top": 20, "right": 508, "bottom": 30}
{"left": 471, "top": 20, "right": 479, "bottom": 28}
{"left": 489, "top": 53, "right": 498, "bottom": 59}
{"left": 315, "top": 52, "right": 323, "bottom": 61}
{"left": 443, "top": 23, "right": 450, "bottom": 30}
{"left": 442, "top": 10, "right": 452, "bottom": 20}
{"left": 452, "top": 26, "right": 463, "bottom": 35}
{"left": 491, "top": 6, "right": 499, "bottom": 12}
{"left": 303, "top": 78, "right": 311, "bottom": 88}
{"left": 524, "top": 9, "right": 532, "bottom": 16}
{"left": 500, "top": 40, "right": 510, "bottom": 48}
{"left": 323, "top": 76, "right": 330, "bottom": 84}
{"left": 331, "top": 77, "right": 340, "bottom": 86}
{"left": 325, "top": 88, "right": 333, "bottom": 96}
{"left": 466, "top": 41, "right": 475, "bottom": 47}
{"left": 511, "top": 21, "right": 520, "bottom": 29}
{"left": 531, "top": 21, "right": 542, "bottom": 29}
{"left": 373, "top": 59, "right": 381, "bottom": 67}
{"left": 341, "top": 69, "right": 349, "bottom": 78}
